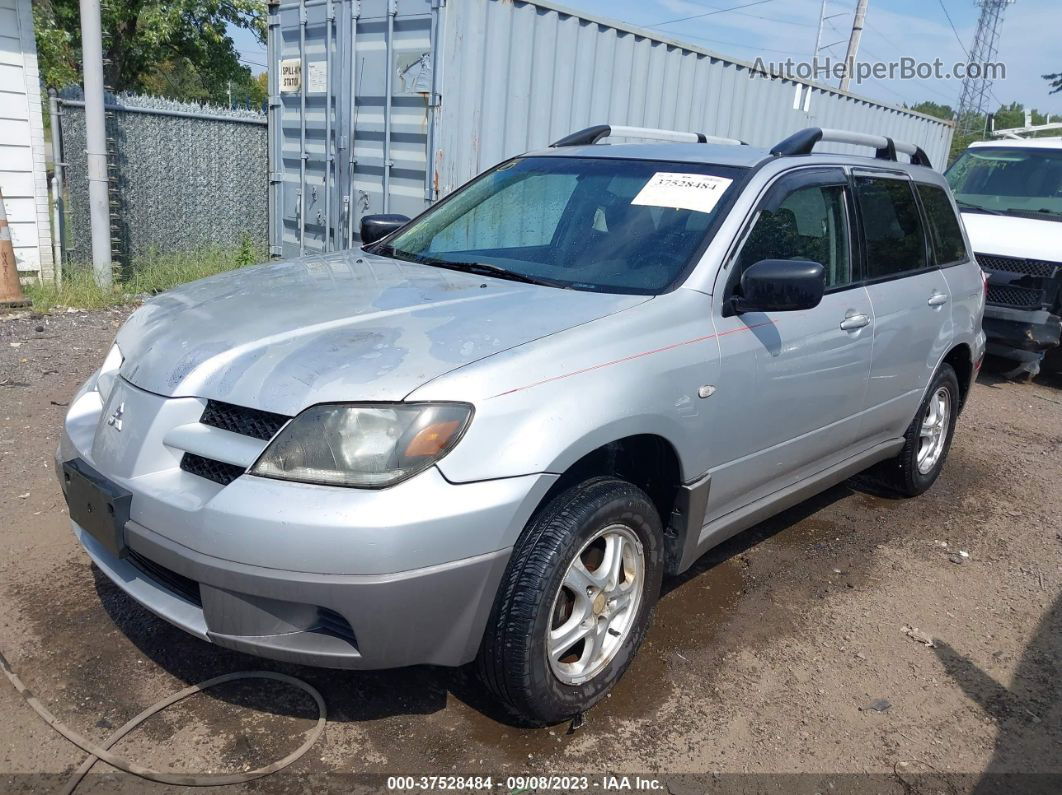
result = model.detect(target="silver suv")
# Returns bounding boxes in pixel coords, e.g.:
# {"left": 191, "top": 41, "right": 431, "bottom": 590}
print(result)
{"left": 58, "top": 125, "right": 986, "bottom": 724}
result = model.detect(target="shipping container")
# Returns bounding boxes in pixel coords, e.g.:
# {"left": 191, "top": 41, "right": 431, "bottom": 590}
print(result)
{"left": 267, "top": 0, "right": 955, "bottom": 257}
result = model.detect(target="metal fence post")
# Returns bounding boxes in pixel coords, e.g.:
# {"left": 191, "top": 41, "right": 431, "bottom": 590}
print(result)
{"left": 382, "top": 0, "right": 396, "bottom": 214}
{"left": 48, "top": 89, "right": 65, "bottom": 280}
{"left": 298, "top": 0, "right": 308, "bottom": 256}
{"left": 78, "top": 0, "right": 112, "bottom": 287}
{"left": 346, "top": 0, "right": 361, "bottom": 248}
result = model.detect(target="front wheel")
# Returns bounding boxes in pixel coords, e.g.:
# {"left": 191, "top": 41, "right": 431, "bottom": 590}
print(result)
{"left": 477, "top": 477, "right": 664, "bottom": 725}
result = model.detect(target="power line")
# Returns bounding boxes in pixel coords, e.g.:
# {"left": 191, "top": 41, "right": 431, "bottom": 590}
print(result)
{"left": 664, "top": 0, "right": 818, "bottom": 28}
{"left": 675, "top": 31, "right": 811, "bottom": 56}
{"left": 651, "top": 0, "right": 778, "bottom": 28}
{"left": 937, "top": 0, "right": 971, "bottom": 59}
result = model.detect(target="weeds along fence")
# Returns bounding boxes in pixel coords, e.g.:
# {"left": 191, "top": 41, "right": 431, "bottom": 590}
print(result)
{"left": 55, "top": 89, "right": 268, "bottom": 270}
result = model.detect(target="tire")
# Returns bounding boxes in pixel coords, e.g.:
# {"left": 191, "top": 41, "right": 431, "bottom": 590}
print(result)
{"left": 477, "top": 477, "right": 664, "bottom": 725}
{"left": 872, "top": 363, "right": 960, "bottom": 497}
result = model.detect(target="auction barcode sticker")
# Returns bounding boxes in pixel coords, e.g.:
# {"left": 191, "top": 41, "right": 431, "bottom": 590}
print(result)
{"left": 631, "top": 172, "right": 734, "bottom": 214}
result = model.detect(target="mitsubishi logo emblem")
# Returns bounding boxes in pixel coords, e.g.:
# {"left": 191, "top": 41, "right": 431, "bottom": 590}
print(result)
{"left": 107, "top": 402, "right": 125, "bottom": 431}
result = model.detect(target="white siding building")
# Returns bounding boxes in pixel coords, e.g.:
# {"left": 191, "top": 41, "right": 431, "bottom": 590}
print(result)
{"left": 0, "top": 0, "right": 53, "bottom": 280}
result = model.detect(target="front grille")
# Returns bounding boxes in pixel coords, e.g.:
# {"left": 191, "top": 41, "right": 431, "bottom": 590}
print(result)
{"left": 977, "top": 253, "right": 1060, "bottom": 279}
{"left": 127, "top": 549, "right": 202, "bottom": 606}
{"left": 986, "top": 284, "right": 1046, "bottom": 309}
{"left": 199, "top": 400, "right": 289, "bottom": 441}
{"left": 314, "top": 607, "right": 357, "bottom": 645}
{"left": 180, "top": 452, "right": 245, "bottom": 486}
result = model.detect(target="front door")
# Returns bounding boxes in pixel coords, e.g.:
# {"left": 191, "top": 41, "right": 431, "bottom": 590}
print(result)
{"left": 705, "top": 168, "right": 873, "bottom": 523}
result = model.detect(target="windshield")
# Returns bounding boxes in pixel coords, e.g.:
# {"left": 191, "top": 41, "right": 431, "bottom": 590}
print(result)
{"left": 946, "top": 146, "right": 1062, "bottom": 221}
{"left": 375, "top": 156, "right": 746, "bottom": 294}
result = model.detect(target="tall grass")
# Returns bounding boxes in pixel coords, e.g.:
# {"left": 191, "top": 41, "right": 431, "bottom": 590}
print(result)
{"left": 25, "top": 244, "right": 263, "bottom": 313}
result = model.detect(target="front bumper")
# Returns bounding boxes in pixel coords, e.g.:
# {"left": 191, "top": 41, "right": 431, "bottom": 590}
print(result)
{"left": 982, "top": 304, "right": 1062, "bottom": 360}
{"left": 59, "top": 375, "right": 557, "bottom": 669}
{"left": 73, "top": 515, "right": 512, "bottom": 669}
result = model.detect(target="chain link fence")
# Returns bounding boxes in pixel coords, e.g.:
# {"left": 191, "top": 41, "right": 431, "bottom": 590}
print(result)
{"left": 56, "top": 89, "right": 268, "bottom": 268}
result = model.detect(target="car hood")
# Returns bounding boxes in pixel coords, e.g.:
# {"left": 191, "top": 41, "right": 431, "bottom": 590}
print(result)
{"left": 960, "top": 212, "right": 1062, "bottom": 262}
{"left": 117, "top": 252, "right": 647, "bottom": 416}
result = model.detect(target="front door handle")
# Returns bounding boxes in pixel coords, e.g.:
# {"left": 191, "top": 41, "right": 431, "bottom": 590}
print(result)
{"left": 928, "top": 292, "right": 949, "bottom": 307}
{"left": 840, "top": 313, "right": 870, "bottom": 331}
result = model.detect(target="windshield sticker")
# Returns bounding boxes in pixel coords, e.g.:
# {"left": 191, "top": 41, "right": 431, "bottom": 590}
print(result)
{"left": 631, "top": 173, "right": 734, "bottom": 214}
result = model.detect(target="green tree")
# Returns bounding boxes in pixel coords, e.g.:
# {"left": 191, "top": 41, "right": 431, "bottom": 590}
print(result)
{"left": 1045, "top": 72, "right": 1062, "bottom": 94}
{"left": 33, "top": 0, "right": 266, "bottom": 106}
{"left": 908, "top": 100, "right": 954, "bottom": 121}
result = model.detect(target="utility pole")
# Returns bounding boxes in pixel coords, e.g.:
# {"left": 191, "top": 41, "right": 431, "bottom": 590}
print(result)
{"left": 78, "top": 0, "right": 112, "bottom": 288}
{"left": 839, "top": 0, "right": 869, "bottom": 92}
{"left": 955, "top": 0, "right": 1016, "bottom": 142}
{"left": 813, "top": 0, "right": 827, "bottom": 62}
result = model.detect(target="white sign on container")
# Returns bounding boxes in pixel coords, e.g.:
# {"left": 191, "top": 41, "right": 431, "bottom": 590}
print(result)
{"left": 280, "top": 59, "right": 301, "bottom": 93}
{"left": 307, "top": 62, "right": 328, "bottom": 93}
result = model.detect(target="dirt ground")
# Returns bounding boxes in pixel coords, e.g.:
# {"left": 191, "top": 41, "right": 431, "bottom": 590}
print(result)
{"left": 0, "top": 307, "right": 1059, "bottom": 793}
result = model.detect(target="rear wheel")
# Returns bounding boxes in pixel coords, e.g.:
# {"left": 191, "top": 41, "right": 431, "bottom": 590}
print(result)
{"left": 872, "top": 364, "right": 960, "bottom": 497}
{"left": 477, "top": 477, "right": 663, "bottom": 725}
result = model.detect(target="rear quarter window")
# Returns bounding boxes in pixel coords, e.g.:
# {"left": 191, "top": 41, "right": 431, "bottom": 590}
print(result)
{"left": 853, "top": 176, "right": 929, "bottom": 279}
{"left": 916, "top": 183, "right": 968, "bottom": 265}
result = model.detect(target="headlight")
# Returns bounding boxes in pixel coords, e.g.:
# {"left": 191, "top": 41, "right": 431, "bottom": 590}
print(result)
{"left": 96, "top": 343, "right": 123, "bottom": 399}
{"left": 250, "top": 403, "right": 473, "bottom": 488}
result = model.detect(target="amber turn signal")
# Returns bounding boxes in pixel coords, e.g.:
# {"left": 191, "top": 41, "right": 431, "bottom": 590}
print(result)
{"left": 403, "top": 420, "right": 462, "bottom": 458}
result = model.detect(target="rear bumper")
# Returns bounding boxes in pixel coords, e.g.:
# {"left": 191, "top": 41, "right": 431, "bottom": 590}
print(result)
{"left": 74, "top": 517, "right": 511, "bottom": 669}
{"left": 982, "top": 304, "right": 1062, "bottom": 359}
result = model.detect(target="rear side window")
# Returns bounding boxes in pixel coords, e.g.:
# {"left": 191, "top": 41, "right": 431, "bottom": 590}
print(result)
{"left": 915, "top": 183, "right": 968, "bottom": 265}
{"left": 853, "top": 176, "right": 928, "bottom": 279}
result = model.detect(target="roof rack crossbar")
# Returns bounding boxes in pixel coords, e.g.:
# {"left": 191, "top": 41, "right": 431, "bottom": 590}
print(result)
{"left": 770, "top": 127, "right": 932, "bottom": 169}
{"left": 551, "top": 124, "right": 745, "bottom": 148}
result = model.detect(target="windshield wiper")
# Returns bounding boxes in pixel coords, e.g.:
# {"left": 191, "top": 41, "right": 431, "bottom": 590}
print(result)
{"left": 956, "top": 200, "right": 1004, "bottom": 216}
{"left": 375, "top": 246, "right": 569, "bottom": 288}
{"left": 432, "top": 260, "right": 568, "bottom": 288}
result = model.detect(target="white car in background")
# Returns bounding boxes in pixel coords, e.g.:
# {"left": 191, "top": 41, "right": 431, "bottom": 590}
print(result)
{"left": 946, "top": 138, "right": 1062, "bottom": 377}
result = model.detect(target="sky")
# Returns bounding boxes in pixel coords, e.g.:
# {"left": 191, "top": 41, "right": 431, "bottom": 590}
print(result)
{"left": 232, "top": 0, "right": 1061, "bottom": 115}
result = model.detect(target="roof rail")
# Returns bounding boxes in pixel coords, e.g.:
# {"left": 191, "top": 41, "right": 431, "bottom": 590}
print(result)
{"left": 551, "top": 124, "right": 746, "bottom": 148}
{"left": 770, "top": 127, "right": 933, "bottom": 169}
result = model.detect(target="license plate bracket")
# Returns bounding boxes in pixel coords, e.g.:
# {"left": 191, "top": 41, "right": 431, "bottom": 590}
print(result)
{"left": 62, "top": 459, "right": 131, "bottom": 558}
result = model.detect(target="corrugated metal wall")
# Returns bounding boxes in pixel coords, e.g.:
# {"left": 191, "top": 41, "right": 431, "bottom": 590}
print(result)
{"left": 269, "top": 0, "right": 954, "bottom": 256}
{"left": 434, "top": 0, "right": 954, "bottom": 195}
{"left": 268, "top": 0, "right": 437, "bottom": 257}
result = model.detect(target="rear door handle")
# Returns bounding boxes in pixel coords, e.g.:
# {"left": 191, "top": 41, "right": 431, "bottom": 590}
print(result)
{"left": 928, "top": 292, "right": 949, "bottom": 306}
{"left": 840, "top": 313, "right": 870, "bottom": 331}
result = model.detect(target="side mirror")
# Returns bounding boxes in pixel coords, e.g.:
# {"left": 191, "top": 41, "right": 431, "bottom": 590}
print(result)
{"left": 732, "top": 259, "right": 826, "bottom": 314}
{"left": 361, "top": 214, "right": 410, "bottom": 245}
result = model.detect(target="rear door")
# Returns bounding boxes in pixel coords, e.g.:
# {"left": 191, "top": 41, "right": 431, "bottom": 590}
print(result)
{"left": 705, "top": 168, "right": 873, "bottom": 523}
{"left": 915, "top": 181, "right": 984, "bottom": 381}
{"left": 853, "top": 172, "right": 952, "bottom": 444}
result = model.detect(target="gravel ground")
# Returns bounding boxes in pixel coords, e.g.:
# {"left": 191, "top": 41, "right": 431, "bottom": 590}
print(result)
{"left": 0, "top": 307, "right": 1059, "bottom": 793}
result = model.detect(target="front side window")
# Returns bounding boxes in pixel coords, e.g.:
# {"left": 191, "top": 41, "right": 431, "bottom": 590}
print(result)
{"left": 916, "top": 183, "right": 968, "bottom": 265}
{"left": 946, "top": 146, "right": 1062, "bottom": 221}
{"left": 853, "top": 176, "right": 929, "bottom": 279}
{"left": 376, "top": 157, "right": 746, "bottom": 294}
{"left": 735, "top": 183, "right": 853, "bottom": 290}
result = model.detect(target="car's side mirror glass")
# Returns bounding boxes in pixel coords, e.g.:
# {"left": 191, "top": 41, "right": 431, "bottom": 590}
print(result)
{"left": 361, "top": 214, "right": 411, "bottom": 246}
{"left": 731, "top": 259, "right": 826, "bottom": 314}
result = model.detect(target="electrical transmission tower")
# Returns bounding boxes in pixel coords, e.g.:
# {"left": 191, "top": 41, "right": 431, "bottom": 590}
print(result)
{"left": 955, "top": 0, "right": 1014, "bottom": 141}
